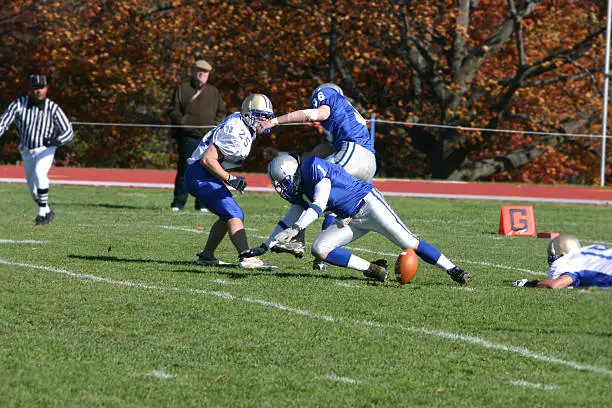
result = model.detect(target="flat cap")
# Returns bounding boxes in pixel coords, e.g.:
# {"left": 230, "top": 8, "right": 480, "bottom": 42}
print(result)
{"left": 30, "top": 74, "right": 47, "bottom": 87}
{"left": 194, "top": 59, "right": 212, "bottom": 72}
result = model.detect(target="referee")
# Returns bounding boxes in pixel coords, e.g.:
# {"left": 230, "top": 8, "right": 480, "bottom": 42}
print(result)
{"left": 0, "top": 74, "right": 74, "bottom": 225}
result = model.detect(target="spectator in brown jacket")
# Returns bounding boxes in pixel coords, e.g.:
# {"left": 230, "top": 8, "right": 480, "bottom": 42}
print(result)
{"left": 167, "top": 59, "right": 226, "bottom": 211}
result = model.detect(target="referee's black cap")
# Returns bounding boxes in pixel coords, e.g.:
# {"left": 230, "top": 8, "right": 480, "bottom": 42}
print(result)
{"left": 30, "top": 75, "right": 47, "bottom": 88}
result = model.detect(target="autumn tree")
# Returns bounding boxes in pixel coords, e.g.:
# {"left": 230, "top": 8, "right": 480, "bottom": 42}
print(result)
{"left": 0, "top": 0, "right": 609, "bottom": 184}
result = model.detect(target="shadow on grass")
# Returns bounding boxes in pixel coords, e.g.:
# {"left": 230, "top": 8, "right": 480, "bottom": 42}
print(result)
{"left": 173, "top": 267, "right": 366, "bottom": 282}
{"left": 68, "top": 254, "right": 196, "bottom": 266}
{"left": 67, "top": 254, "right": 367, "bottom": 282}
{"left": 81, "top": 203, "right": 159, "bottom": 210}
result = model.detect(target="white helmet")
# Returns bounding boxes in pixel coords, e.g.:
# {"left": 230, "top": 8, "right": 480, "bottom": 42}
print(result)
{"left": 547, "top": 234, "right": 580, "bottom": 265}
{"left": 241, "top": 94, "right": 274, "bottom": 132}
{"left": 268, "top": 155, "right": 301, "bottom": 200}
{"left": 312, "top": 83, "right": 344, "bottom": 99}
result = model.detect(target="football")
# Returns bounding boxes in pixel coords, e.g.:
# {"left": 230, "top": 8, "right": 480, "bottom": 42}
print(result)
{"left": 395, "top": 248, "right": 418, "bottom": 285}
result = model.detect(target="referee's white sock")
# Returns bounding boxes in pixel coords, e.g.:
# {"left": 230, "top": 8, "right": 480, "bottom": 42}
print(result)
{"left": 36, "top": 188, "right": 50, "bottom": 216}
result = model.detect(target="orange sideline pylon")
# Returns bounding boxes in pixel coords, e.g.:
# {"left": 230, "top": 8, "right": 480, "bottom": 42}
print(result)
{"left": 498, "top": 206, "right": 536, "bottom": 236}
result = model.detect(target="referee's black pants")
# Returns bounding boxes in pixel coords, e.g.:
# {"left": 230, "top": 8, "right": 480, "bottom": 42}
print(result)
{"left": 172, "top": 135, "right": 204, "bottom": 210}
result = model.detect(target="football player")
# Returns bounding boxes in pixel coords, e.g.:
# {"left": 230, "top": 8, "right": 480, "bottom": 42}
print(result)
{"left": 256, "top": 83, "right": 376, "bottom": 271}
{"left": 250, "top": 154, "right": 471, "bottom": 284}
{"left": 184, "top": 94, "right": 276, "bottom": 269}
{"left": 513, "top": 235, "right": 612, "bottom": 289}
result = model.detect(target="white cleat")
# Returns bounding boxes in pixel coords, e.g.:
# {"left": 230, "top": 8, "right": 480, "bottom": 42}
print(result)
{"left": 239, "top": 256, "right": 277, "bottom": 270}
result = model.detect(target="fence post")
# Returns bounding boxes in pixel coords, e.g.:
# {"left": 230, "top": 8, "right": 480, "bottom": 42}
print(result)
{"left": 370, "top": 114, "right": 376, "bottom": 146}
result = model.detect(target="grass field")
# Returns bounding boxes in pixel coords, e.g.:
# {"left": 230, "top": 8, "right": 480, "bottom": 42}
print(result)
{"left": 0, "top": 183, "right": 610, "bottom": 407}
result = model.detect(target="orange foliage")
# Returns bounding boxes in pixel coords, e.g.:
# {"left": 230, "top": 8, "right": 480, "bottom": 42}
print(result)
{"left": 0, "top": 0, "right": 608, "bottom": 184}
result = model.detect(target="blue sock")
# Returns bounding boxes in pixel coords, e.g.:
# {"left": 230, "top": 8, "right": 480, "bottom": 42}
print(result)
{"left": 322, "top": 215, "right": 336, "bottom": 230}
{"left": 415, "top": 240, "right": 441, "bottom": 266}
{"left": 326, "top": 247, "right": 352, "bottom": 267}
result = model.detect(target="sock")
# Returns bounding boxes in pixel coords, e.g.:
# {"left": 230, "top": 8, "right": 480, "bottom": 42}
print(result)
{"left": 322, "top": 215, "right": 336, "bottom": 230}
{"left": 416, "top": 240, "right": 455, "bottom": 271}
{"left": 229, "top": 228, "right": 249, "bottom": 255}
{"left": 37, "top": 188, "right": 50, "bottom": 216}
{"left": 416, "top": 240, "right": 441, "bottom": 265}
{"left": 326, "top": 248, "right": 370, "bottom": 271}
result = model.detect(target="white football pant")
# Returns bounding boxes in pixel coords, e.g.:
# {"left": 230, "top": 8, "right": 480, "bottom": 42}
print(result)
{"left": 311, "top": 189, "right": 420, "bottom": 257}
{"left": 20, "top": 146, "right": 56, "bottom": 201}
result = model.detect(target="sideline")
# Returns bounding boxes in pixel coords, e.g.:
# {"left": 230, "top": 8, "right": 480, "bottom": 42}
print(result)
{"left": 1, "top": 165, "right": 611, "bottom": 205}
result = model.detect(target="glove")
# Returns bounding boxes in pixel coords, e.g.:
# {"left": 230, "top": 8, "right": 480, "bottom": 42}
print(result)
{"left": 227, "top": 174, "right": 247, "bottom": 193}
{"left": 43, "top": 138, "right": 60, "bottom": 147}
{"left": 274, "top": 225, "right": 301, "bottom": 244}
{"left": 512, "top": 279, "right": 529, "bottom": 287}
{"left": 512, "top": 279, "right": 538, "bottom": 287}
{"left": 239, "top": 243, "right": 268, "bottom": 259}
{"left": 250, "top": 243, "right": 269, "bottom": 257}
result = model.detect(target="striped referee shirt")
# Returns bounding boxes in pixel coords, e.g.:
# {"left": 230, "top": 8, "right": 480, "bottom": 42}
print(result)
{"left": 0, "top": 96, "right": 74, "bottom": 149}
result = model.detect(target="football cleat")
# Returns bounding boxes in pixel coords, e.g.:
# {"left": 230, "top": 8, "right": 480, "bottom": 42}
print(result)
{"left": 196, "top": 252, "right": 230, "bottom": 266}
{"left": 363, "top": 259, "right": 388, "bottom": 282}
{"left": 35, "top": 209, "right": 55, "bottom": 226}
{"left": 239, "top": 256, "right": 277, "bottom": 270}
{"left": 271, "top": 240, "right": 305, "bottom": 258}
{"left": 312, "top": 260, "right": 327, "bottom": 271}
{"left": 447, "top": 266, "right": 472, "bottom": 285}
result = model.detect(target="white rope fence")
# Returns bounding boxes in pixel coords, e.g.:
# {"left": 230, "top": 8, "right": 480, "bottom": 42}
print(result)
{"left": 71, "top": 119, "right": 608, "bottom": 141}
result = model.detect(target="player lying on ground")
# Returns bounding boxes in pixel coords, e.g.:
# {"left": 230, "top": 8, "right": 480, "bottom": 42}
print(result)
{"left": 184, "top": 94, "right": 276, "bottom": 269}
{"left": 513, "top": 234, "right": 612, "bottom": 289}
{"left": 250, "top": 155, "right": 471, "bottom": 284}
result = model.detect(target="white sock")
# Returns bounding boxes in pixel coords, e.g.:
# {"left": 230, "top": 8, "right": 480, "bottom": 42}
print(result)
{"left": 38, "top": 205, "right": 49, "bottom": 217}
{"left": 347, "top": 255, "right": 371, "bottom": 271}
{"left": 436, "top": 254, "right": 455, "bottom": 271}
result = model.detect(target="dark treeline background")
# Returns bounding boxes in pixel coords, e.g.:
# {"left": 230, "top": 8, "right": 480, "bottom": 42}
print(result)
{"left": 1, "top": 0, "right": 610, "bottom": 184}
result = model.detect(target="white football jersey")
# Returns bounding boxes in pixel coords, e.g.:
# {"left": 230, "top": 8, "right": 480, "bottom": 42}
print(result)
{"left": 548, "top": 245, "right": 612, "bottom": 288}
{"left": 187, "top": 113, "right": 254, "bottom": 170}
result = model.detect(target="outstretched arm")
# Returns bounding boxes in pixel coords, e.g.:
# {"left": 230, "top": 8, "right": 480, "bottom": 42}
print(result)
{"left": 512, "top": 274, "right": 574, "bottom": 289}
{"left": 256, "top": 105, "right": 331, "bottom": 134}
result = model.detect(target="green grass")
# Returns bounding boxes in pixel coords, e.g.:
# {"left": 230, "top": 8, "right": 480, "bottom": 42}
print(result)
{"left": 0, "top": 183, "right": 610, "bottom": 407}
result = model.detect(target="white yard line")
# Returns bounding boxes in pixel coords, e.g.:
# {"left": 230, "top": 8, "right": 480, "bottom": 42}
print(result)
{"left": 324, "top": 373, "right": 362, "bottom": 384}
{"left": 0, "top": 239, "right": 46, "bottom": 244}
{"left": 2, "top": 258, "right": 611, "bottom": 377}
{"left": 509, "top": 380, "right": 559, "bottom": 390}
{"left": 142, "top": 370, "right": 177, "bottom": 379}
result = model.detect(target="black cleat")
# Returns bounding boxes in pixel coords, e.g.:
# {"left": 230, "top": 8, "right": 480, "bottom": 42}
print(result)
{"left": 35, "top": 209, "right": 54, "bottom": 226}
{"left": 363, "top": 259, "right": 388, "bottom": 282}
{"left": 448, "top": 266, "right": 472, "bottom": 285}
{"left": 312, "top": 260, "right": 327, "bottom": 271}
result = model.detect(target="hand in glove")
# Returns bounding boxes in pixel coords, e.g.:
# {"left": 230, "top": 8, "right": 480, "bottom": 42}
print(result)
{"left": 512, "top": 279, "right": 538, "bottom": 288}
{"left": 43, "top": 138, "right": 62, "bottom": 147}
{"left": 244, "top": 243, "right": 269, "bottom": 258}
{"left": 274, "top": 225, "right": 301, "bottom": 244}
{"left": 227, "top": 174, "right": 247, "bottom": 193}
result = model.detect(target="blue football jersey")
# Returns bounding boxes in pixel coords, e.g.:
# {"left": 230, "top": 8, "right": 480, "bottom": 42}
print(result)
{"left": 309, "top": 87, "right": 374, "bottom": 154}
{"left": 299, "top": 156, "right": 373, "bottom": 218}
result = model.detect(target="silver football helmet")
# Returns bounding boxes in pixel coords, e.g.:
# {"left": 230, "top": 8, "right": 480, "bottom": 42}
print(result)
{"left": 547, "top": 234, "right": 580, "bottom": 265}
{"left": 312, "top": 83, "right": 344, "bottom": 99}
{"left": 268, "top": 155, "right": 301, "bottom": 200}
{"left": 241, "top": 94, "right": 274, "bottom": 132}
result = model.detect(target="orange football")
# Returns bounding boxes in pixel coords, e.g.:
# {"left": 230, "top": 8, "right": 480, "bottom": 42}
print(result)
{"left": 395, "top": 248, "right": 418, "bottom": 285}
